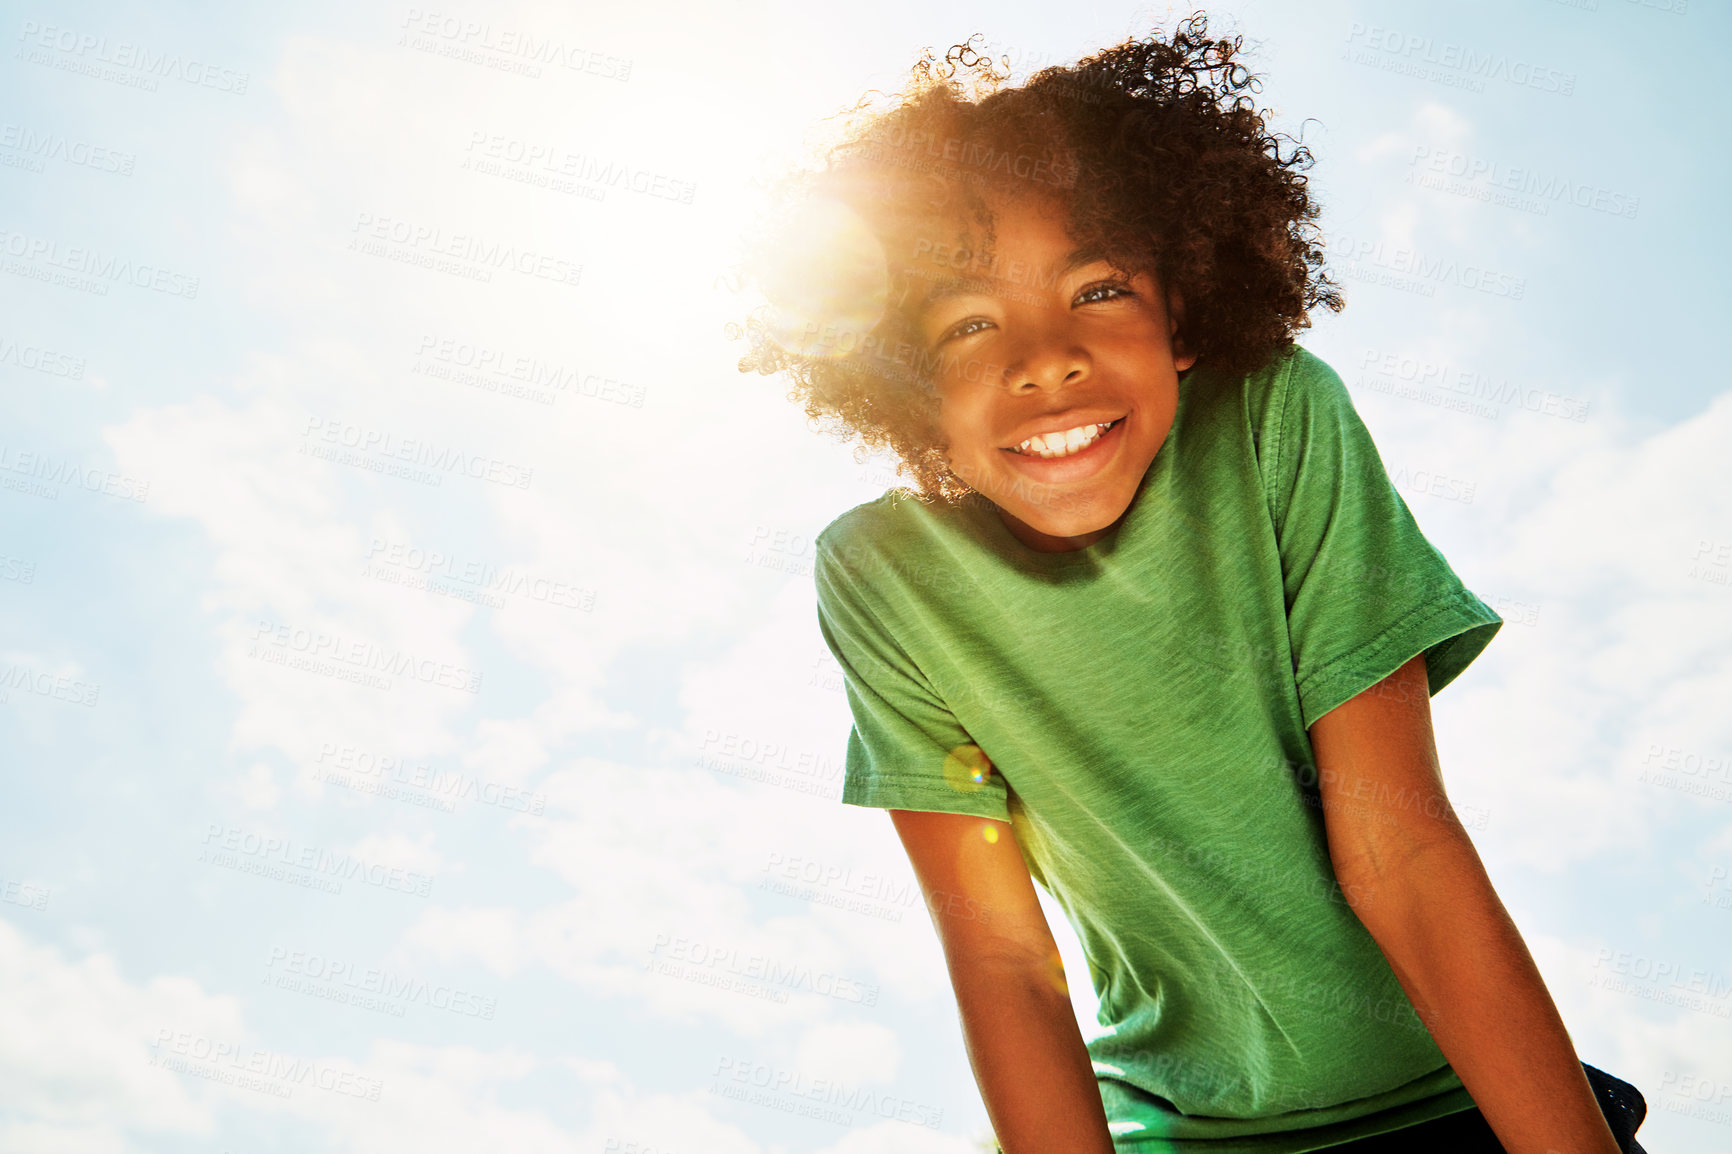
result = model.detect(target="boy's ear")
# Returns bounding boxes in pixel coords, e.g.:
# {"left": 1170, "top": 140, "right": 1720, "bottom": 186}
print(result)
{"left": 1166, "top": 288, "right": 1199, "bottom": 372}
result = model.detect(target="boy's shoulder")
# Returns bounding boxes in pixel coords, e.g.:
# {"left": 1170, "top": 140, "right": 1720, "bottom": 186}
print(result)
{"left": 1212, "top": 343, "right": 1351, "bottom": 479}
{"left": 813, "top": 487, "right": 986, "bottom": 605}
{"left": 815, "top": 487, "right": 950, "bottom": 566}
{"left": 1226, "top": 341, "right": 1344, "bottom": 433}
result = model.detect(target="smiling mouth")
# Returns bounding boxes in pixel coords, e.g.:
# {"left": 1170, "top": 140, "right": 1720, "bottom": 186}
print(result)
{"left": 1008, "top": 418, "right": 1124, "bottom": 459}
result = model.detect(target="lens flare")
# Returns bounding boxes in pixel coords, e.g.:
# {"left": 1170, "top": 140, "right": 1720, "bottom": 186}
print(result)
{"left": 759, "top": 197, "right": 888, "bottom": 360}
{"left": 943, "top": 743, "right": 995, "bottom": 793}
{"left": 1042, "top": 948, "right": 1069, "bottom": 997}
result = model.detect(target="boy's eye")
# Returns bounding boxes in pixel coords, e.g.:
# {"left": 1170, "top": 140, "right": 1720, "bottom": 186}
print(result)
{"left": 1074, "top": 280, "right": 1134, "bottom": 306}
{"left": 930, "top": 280, "right": 1134, "bottom": 345}
{"left": 937, "top": 316, "right": 993, "bottom": 344}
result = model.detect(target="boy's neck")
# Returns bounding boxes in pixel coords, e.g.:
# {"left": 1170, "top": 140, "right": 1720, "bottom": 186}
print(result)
{"left": 995, "top": 504, "right": 1122, "bottom": 553}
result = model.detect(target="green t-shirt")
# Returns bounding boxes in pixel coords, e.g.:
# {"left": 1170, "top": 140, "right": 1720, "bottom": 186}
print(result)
{"left": 812, "top": 345, "right": 1506, "bottom": 1152}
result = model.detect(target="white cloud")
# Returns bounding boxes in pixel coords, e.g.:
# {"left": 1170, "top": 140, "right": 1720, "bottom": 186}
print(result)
{"left": 398, "top": 752, "right": 922, "bottom": 1035}
{"left": 0, "top": 919, "right": 237, "bottom": 1147}
{"left": 279, "top": 1042, "right": 574, "bottom": 1154}
{"left": 794, "top": 1021, "right": 902, "bottom": 1086}
{"left": 459, "top": 715, "right": 552, "bottom": 785}
{"left": 813, "top": 1119, "right": 990, "bottom": 1154}
{"left": 349, "top": 830, "right": 445, "bottom": 877}
{"left": 228, "top": 762, "right": 281, "bottom": 811}
{"left": 104, "top": 393, "right": 482, "bottom": 775}
{"left": 1436, "top": 389, "right": 1732, "bottom": 869}
{"left": 0, "top": 921, "right": 775, "bottom": 1154}
{"left": 1355, "top": 100, "right": 1473, "bottom": 165}
{"left": 1525, "top": 927, "right": 1732, "bottom": 1122}
{"left": 568, "top": 1058, "right": 764, "bottom": 1154}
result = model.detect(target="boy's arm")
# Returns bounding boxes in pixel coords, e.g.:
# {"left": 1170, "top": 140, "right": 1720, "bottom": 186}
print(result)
{"left": 1308, "top": 653, "right": 1621, "bottom": 1154}
{"left": 888, "top": 807, "right": 1117, "bottom": 1154}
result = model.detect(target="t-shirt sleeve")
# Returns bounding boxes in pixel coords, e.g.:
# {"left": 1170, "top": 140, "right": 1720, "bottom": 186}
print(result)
{"left": 1263, "top": 349, "right": 1505, "bottom": 730}
{"left": 813, "top": 535, "right": 1011, "bottom": 821}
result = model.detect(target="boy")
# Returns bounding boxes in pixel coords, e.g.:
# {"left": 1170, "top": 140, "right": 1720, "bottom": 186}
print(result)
{"left": 737, "top": 18, "right": 1648, "bottom": 1154}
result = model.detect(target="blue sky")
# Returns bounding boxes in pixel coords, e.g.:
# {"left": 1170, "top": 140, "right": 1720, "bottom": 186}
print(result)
{"left": 1, "top": 0, "right": 1728, "bottom": 1151}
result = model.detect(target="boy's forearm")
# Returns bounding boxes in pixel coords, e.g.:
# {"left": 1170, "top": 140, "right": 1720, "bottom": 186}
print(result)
{"left": 948, "top": 954, "right": 1118, "bottom": 1154}
{"left": 1346, "top": 831, "right": 1621, "bottom": 1154}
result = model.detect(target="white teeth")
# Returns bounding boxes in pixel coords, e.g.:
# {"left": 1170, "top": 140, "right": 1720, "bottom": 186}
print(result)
{"left": 1016, "top": 421, "right": 1114, "bottom": 459}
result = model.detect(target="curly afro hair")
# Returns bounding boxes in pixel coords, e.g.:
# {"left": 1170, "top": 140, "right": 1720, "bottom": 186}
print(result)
{"left": 736, "top": 13, "right": 1343, "bottom": 505}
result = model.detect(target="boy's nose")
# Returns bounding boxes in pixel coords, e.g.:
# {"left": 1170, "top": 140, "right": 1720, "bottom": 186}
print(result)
{"left": 1002, "top": 333, "right": 1089, "bottom": 393}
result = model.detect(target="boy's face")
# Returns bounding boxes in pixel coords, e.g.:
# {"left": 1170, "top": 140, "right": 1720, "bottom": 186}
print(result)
{"left": 913, "top": 196, "right": 1197, "bottom": 552}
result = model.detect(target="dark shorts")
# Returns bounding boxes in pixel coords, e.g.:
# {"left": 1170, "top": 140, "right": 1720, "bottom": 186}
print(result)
{"left": 1320, "top": 1062, "right": 1649, "bottom": 1153}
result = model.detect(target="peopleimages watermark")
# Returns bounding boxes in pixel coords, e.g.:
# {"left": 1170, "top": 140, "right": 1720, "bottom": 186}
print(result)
{"left": 263, "top": 946, "right": 498, "bottom": 1020}
{"left": 15, "top": 21, "right": 250, "bottom": 95}
{"left": 199, "top": 822, "right": 435, "bottom": 898}
{"left": 364, "top": 537, "right": 594, "bottom": 613}
{"left": 1331, "top": 232, "right": 1525, "bottom": 300}
{"left": 1406, "top": 146, "right": 1639, "bottom": 220}
{"left": 301, "top": 416, "right": 534, "bottom": 490}
{"left": 411, "top": 334, "right": 646, "bottom": 409}
{"left": 1342, "top": 22, "right": 1576, "bottom": 96}
{"left": 1586, "top": 947, "right": 1732, "bottom": 1019}
{"left": 759, "top": 851, "right": 926, "bottom": 924}
{"left": 462, "top": 131, "right": 696, "bottom": 205}
{"left": 1273, "top": 753, "right": 1488, "bottom": 836}
{"left": 1204, "top": 951, "right": 1436, "bottom": 1038}
{"left": 697, "top": 729, "right": 844, "bottom": 799}
{"left": 853, "top": 460, "right": 912, "bottom": 496}
{"left": 743, "top": 522, "right": 817, "bottom": 580}
{"left": 1387, "top": 463, "right": 1476, "bottom": 505}
{"left": 0, "top": 331, "right": 86, "bottom": 379}
{"left": 1141, "top": 811, "right": 1380, "bottom": 917}
{"left": 0, "top": 876, "right": 50, "bottom": 911}
{"left": 645, "top": 933, "right": 880, "bottom": 1008}
{"left": 314, "top": 740, "right": 546, "bottom": 815}
{"left": 1483, "top": 592, "right": 1541, "bottom": 628}
{"left": 0, "top": 444, "right": 148, "bottom": 503}
{"left": 0, "top": 226, "right": 199, "bottom": 298}
{"left": 398, "top": 9, "right": 631, "bottom": 81}
{"left": 820, "top": 530, "right": 983, "bottom": 596}
{"left": 1622, "top": 0, "right": 1687, "bottom": 14}
{"left": 1638, "top": 741, "right": 1731, "bottom": 804}
{"left": 149, "top": 1029, "right": 381, "bottom": 1101}
{"left": 0, "top": 122, "right": 135, "bottom": 176}
{"left": 711, "top": 1056, "right": 944, "bottom": 1130}
{"left": 1354, "top": 348, "right": 1590, "bottom": 424}
{"left": 1687, "top": 538, "right": 1730, "bottom": 589}
{"left": 348, "top": 211, "right": 582, "bottom": 288}
{"left": 247, "top": 618, "right": 483, "bottom": 695}
{"left": 1552, "top": 0, "right": 1689, "bottom": 14}
{"left": 807, "top": 652, "right": 844, "bottom": 694}
{"left": 779, "top": 311, "right": 1013, "bottom": 396}
{"left": 852, "top": 125, "right": 1077, "bottom": 192}
{"left": 0, "top": 663, "right": 100, "bottom": 708}
{"left": 1656, "top": 1070, "right": 1730, "bottom": 1127}
{"left": 602, "top": 1139, "right": 689, "bottom": 1154}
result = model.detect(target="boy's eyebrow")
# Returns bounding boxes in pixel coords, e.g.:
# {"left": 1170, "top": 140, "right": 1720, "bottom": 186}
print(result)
{"left": 914, "top": 245, "right": 1109, "bottom": 313}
